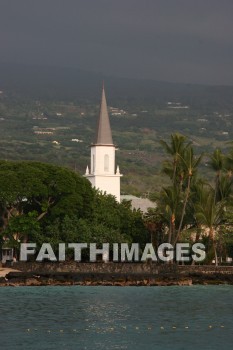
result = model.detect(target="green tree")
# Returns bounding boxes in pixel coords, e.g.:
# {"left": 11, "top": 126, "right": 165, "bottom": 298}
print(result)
{"left": 194, "top": 187, "right": 225, "bottom": 266}
{"left": 174, "top": 146, "right": 202, "bottom": 244}
{"left": 0, "top": 161, "right": 94, "bottom": 245}
{"left": 209, "top": 149, "right": 224, "bottom": 203}
{"left": 160, "top": 133, "right": 190, "bottom": 185}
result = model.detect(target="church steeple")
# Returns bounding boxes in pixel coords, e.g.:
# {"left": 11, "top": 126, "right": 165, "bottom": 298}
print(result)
{"left": 94, "top": 83, "right": 113, "bottom": 145}
{"left": 84, "top": 84, "right": 122, "bottom": 202}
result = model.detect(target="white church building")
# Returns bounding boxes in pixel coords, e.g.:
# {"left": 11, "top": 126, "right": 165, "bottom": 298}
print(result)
{"left": 84, "top": 85, "right": 122, "bottom": 202}
{"left": 84, "top": 85, "right": 156, "bottom": 212}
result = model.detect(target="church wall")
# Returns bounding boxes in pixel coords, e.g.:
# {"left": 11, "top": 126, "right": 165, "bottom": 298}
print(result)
{"left": 93, "top": 175, "right": 121, "bottom": 202}
{"left": 90, "top": 145, "right": 115, "bottom": 175}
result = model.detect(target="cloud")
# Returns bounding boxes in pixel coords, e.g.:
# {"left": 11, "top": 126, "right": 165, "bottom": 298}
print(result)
{"left": 0, "top": 0, "right": 233, "bottom": 84}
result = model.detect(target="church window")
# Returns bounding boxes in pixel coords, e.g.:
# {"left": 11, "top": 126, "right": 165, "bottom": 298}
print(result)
{"left": 93, "top": 155, "right": 95, "bottom": 172}
{"left": 104, "top": 154, "right": 109, "bottom": 172}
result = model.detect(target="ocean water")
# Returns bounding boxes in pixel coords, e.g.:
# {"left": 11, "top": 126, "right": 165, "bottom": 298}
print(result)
{"left": 0, "top": 285, "right": 232, "bottom": 350}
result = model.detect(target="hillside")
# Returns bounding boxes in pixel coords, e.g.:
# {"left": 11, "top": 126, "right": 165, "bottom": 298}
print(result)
{"left": 0, "top": 63, "right": 233, "bottom": 196}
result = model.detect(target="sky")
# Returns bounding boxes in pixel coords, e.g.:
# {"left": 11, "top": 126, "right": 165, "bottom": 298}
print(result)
{"left": 1, "top": 0, "right": 233, "bottom": 85}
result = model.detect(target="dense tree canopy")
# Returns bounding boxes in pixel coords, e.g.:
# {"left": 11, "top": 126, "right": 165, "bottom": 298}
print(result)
{"left": 0, "top": 161, "right": 149, "bottom": 257}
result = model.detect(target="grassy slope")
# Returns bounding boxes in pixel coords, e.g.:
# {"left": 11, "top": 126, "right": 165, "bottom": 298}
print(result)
{"left": 0, "top": 63, "right": 232, "bottom": 196}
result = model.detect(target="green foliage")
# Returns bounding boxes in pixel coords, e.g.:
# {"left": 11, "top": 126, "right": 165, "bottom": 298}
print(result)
{"left": 149, "top": 133, "right": 233, "bottom": 264}
{"left": 0, "top": 161, "right": 94, "bottom": 248}
{"left": 0, "top": 160, "right": 148, "bottom": 256}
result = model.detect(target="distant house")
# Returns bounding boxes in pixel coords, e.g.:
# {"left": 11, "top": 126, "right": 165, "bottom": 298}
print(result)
{"left": 1, "top": 246, "right": 14, "bottom": 264}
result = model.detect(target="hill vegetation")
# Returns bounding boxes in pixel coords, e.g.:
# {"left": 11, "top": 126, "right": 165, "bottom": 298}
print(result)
{"left": 0, "top": 62, "right": 233, "bottom": 197}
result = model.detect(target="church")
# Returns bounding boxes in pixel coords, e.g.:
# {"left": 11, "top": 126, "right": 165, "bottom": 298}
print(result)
{"left": 84, "top": 85, "right": 122, "bottom": 202}
{"left": 84, "top": 85, "right": 156, "bottom": 212}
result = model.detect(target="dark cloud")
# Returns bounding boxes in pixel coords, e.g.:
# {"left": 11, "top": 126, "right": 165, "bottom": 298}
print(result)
{"left": 1, "top": 0, "right": 233, "bottom": 84}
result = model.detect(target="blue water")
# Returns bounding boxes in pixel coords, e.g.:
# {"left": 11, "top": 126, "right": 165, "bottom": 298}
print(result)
{"left": 0, "top": 285, "right": 232, "bottom": 350}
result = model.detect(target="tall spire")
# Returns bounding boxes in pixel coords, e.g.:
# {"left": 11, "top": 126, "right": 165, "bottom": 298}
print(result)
{"left": 94, "top": 83, "right": 113, "bottom": 145}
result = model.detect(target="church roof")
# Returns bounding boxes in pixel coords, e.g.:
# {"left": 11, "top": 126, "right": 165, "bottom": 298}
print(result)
{"left": 94, "top": 85, "right": 113, "bottom": 145}
{"left": 120, "top": 195, "right": 157, "bottom": 213}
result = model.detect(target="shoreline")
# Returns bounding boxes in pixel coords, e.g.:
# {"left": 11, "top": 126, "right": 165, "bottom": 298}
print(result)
{"left": 0, "top": 268, "right": 21, "bottom": 278}
{"left": 1, "top": 269, "right": 233, "bottom": 287}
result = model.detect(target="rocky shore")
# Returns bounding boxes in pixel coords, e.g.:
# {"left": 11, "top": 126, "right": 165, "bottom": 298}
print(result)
{"left": 1, "top": 270, "right": 233, "bottom": 287}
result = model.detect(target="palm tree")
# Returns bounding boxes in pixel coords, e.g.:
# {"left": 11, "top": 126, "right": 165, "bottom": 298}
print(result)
{"left": 209, "top": 149, "right": 224, "bottom": 203}
{"left": 159, "top": 186, "right": 183, "bottom": 244}
{"left": 144, "top": 207, "right": 166, "bottom": 249}
{"left": 217, "top": 174, "right": 233, "bottom": 202}
{"left": 173, "top": 147, "right": 202, "bottom": 244}
{"left": 194, "top": 188, "right": 225, "bottom": 266}
{"left": 224, "top": 154, "right": 233, "bottom": 179}
{"left": 160, "top": 133, "right": 190, "bottom": 185}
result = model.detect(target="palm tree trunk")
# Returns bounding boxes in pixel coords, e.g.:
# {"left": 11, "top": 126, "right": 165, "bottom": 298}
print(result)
{"left": 174, "top": 175, "right": 191, "bottom": 244}
{"left": 214, "top": 172, "right": 220, "bottom": 204}
{"left": 172, "top": 159, "right": 177, "bottom": 184}
{"left": 210, "top": 227, "right": 218, "bottom": 266}
{"left": 168, "top": 220, "right": 172, "bottom": 244}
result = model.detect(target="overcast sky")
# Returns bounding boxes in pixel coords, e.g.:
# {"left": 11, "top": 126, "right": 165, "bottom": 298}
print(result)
{"left": 1, "top": 0, "right": 233, "bottom": 85}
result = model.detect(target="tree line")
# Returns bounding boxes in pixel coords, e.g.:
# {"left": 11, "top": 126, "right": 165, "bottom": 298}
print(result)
{"left": 145, "top": 134, "right": 233, "bottom": 265}
{"left": 0, "top": 133, "right": 233, "bottom": 265}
